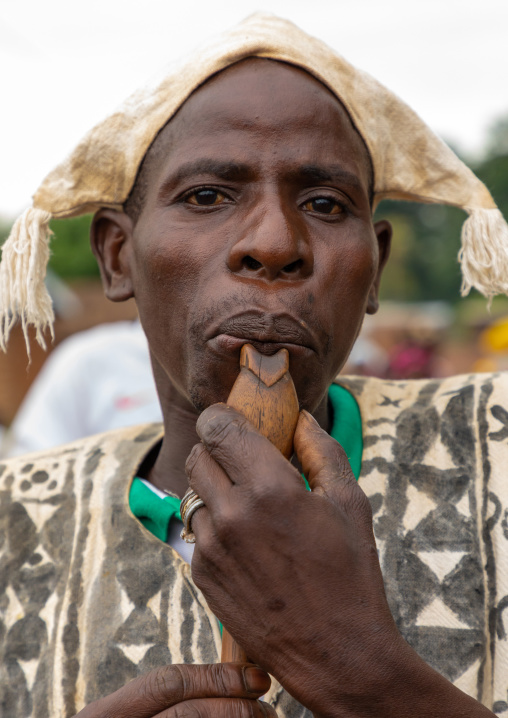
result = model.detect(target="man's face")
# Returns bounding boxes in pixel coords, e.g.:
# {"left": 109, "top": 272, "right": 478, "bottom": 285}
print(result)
{"left": 109, "top": 59, "right": 389, "bottom": 414}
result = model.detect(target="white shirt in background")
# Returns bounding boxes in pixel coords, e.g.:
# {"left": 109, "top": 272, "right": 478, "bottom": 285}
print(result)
{"left": 3, "top": 320, "right": 162, "bottom": 457}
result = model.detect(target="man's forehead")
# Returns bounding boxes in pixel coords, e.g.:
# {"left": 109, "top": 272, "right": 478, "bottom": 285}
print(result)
{"left": 182, "top": 58, "right": 345, "bottom": 111}
{"left": 164, "top": 58, "right": 367, "bottom": 151}
{"left": 136, "top": 58, "right": 373, "bottom": 204}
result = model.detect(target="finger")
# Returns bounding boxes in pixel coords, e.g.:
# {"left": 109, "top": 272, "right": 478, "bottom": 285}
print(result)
{"left": 185, "top": 442, "right": 233, "bottom": 510}
{"left": 195, "top": 404, "right": 302, "bottom": 491}
{"left": 294, "top": 410, "right": 357, "bottom": 499}
{"left": 187, "top": 492, "right": 215, "bottom": 546}
{"left": 157, "top": 697, "right": 277, "bottom": 718}
{"left": 185, "top": 445, "right": 240, "bottom": 550}
{"left": 75, "top": 663, "right": 270, "bottom": 718}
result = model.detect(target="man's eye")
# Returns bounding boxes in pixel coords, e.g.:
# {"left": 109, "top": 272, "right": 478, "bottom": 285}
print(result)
{"left": 302, "top": 197, "right": 342, "bottom": 215}
{"left": 186, "top": 189, "right": 226, "bottom": 206}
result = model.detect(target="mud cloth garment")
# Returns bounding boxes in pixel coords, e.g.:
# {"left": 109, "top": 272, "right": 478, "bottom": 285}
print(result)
{"left": 129, "top": 382, "right": 363, "bottom": 553}
{"left": 1, "top": 373, "right": 508, "bottom": 717}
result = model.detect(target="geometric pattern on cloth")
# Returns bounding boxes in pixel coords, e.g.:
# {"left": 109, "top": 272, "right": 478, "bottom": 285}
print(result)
{"left": 0, "top": 373, "right": 507, "bottom": 716}
{"left": 338, "top": 373, "right": 508, "bottom": 716}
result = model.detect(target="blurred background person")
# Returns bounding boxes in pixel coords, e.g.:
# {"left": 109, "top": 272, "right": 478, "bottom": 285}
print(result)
{"left": 1, "top": 320, "right": 162, "bottom": 457}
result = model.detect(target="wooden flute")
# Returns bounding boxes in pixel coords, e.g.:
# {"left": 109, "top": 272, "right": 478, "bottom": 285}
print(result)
{"left": 221, "top": 343, "right": 300, "bottom": 663}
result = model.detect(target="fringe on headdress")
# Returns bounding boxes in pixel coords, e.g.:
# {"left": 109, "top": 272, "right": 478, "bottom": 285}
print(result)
{"left": 459, "top": 208, "right": 508, "bottom": 304}
{"left": 0, "top": 207, "right": 54, "bottom": 357}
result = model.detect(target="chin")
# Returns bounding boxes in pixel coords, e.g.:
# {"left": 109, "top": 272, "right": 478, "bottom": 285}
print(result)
{"left": 188, "top": 387, "right": 216, "bottom": 413}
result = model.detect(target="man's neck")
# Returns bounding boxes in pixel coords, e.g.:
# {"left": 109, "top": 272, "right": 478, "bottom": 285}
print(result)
{"left": 146, "top": 397, "right": 200, "bottom": 498}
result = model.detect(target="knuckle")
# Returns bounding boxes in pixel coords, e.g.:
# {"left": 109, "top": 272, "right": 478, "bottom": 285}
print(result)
{"left": 142, "top": 673, "right": 162, "bottom": 706}
{"left": 172, "top": 664, "right": 192, "bottom": 700}
{"left": 144, "top": 664, "right": 183, "bottom": 704}
{"left": 210, "top": 662, "right": 234, "bottom": 695}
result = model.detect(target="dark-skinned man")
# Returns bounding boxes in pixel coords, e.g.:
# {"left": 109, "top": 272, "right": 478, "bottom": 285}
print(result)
{"left": 0, "top": 14, "right": 507, "bottom": 718}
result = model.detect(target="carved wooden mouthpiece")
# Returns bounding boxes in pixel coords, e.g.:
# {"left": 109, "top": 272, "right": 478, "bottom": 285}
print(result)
{"left": 226, "top": 344, "right": 299, "bottom": 459}
{"left": 221, "top": 344, "right": 300, "bottom": 663}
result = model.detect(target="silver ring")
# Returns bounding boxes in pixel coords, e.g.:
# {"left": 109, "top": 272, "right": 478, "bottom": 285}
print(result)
{"left": 180, "top": 488, "right": 205, "bottom": 544}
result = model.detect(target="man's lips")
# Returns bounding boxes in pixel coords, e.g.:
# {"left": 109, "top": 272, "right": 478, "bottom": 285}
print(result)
{"left": 205, "top": 311, "right": 318, "bottom": 357}
{"left": 211, "top": 334, "right": 313, "bottom": 357}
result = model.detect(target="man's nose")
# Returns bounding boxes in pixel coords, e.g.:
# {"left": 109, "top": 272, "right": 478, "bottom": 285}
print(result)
{"left": 227, "top": 200, "right": 313, "bottom": 280}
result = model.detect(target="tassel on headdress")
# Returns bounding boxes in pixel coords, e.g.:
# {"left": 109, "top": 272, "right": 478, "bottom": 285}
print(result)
{"left": 0, "top": 208, "right": 54, "bottom": 357}
{"left": 459, "top": 208, "right": 508, "bottom": 302}
{"left": 1, "top": 13, "right": 508, "bottom": 355}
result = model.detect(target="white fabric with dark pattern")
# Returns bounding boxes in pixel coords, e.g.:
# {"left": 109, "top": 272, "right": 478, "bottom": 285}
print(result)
{"left": 0, "top": 373, "right": 507, "bottom": 716}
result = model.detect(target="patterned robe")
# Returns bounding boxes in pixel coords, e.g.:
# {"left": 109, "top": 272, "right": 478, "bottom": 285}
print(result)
{"left": 1, "top": 373, "right": 507, "bottom": 717}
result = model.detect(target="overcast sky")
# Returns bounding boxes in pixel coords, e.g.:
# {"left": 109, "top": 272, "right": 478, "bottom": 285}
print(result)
{"left": 2, "top": 0, "right": 507, "bottom": 218}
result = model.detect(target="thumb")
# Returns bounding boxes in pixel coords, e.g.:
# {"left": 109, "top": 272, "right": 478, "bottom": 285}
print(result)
{"left": 294, "top": 410, "right": 358, "bottom": 501}
{"left": 75, "top": 663, "right": 271, "bottom": 718}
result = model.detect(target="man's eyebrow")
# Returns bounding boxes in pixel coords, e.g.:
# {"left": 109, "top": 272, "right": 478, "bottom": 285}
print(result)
{"left": 160, "top": 159, "right": 254, "bottom": 192}
{"left": 157, "top": 159, "right": 368, "bottom": 202}
{"left": 291, "top": 164, "right": 365, "bottom": 193}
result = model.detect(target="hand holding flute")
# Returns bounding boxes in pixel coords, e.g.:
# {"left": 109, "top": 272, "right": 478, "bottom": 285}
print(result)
{"left": 185, "top": 348, "right": 416, "bottom": 718}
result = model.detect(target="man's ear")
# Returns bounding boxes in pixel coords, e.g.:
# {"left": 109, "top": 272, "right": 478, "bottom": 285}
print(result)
{"left": 366, "top": 219, "right": 392, "bottom": 315}
{"left": 90, "top": 209, "right": 135, "bottom": 301}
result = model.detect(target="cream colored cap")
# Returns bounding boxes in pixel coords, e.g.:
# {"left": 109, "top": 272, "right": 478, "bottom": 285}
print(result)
{"left": 1, "top": 12, "right": 507, "bottom": 353}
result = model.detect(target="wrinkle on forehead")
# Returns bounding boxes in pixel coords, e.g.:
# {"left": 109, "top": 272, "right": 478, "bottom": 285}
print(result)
{"left": 124, "top": 58, "right": 374, "bottom": 223}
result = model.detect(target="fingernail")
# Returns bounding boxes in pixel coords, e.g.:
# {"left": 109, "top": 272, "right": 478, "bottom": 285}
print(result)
{"left": 242, "top": 665, "right": 271, "bottom": 694}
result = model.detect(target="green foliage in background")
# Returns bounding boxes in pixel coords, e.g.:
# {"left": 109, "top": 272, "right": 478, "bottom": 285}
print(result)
{"left": 0, "top": 214, "right": 99, "bottom": 279}
{"left": 375, "top": 200, "right": 465, "bottom": 303}
{"left": 0, "top": 221, "right": 12, "bottom": 247}
{"left": 375, "top": 149, "right": 508, "bottom": 304}
{"left": 476, "top": 155, "right": 508, "bottom": 219}
{"left": 47, "top": 215, "right": 99, "bottom": 279}
{"left": 485, "top": 116, "right": 508, "bottom": 161}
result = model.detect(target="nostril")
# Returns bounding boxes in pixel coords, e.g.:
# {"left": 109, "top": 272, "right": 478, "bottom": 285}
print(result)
{"left": 283, "top": 259, "right": 303, "bottom": 273}
{"left": 243, "top": 256, "right": 263, "bottom": 271}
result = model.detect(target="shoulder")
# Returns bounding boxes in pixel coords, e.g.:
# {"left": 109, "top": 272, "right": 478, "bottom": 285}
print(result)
{"left": 0, "top": 422, "right": 163, "bottom": 495}
{"left": 335, "top": 372, "right": 508, "bottom": 476}
{"left": 335, "top": 372, "right": 508, "bottom": 414}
